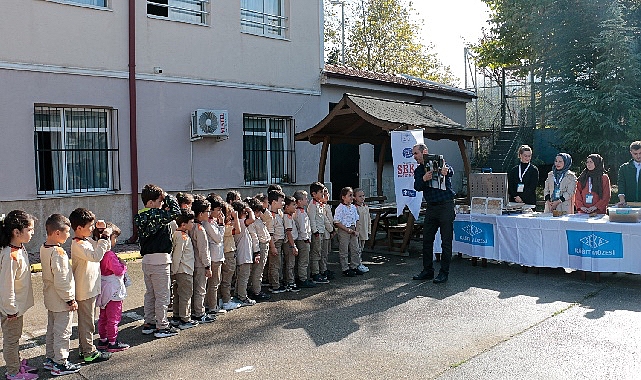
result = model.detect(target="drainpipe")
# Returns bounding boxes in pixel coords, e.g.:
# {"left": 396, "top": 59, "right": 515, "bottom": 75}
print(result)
{"left": 126, "top": 0, "right": 139, "bottom": 244}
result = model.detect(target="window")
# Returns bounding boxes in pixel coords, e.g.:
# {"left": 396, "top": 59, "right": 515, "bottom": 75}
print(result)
{"left": 34, "top": 106, "right": 121, "bottom": 195}
{"left": 243, "top": 115, "right": 295, "bottom": 185}
{"left": 241, "top": 0, "right": 288, "bottom": 38}
{"left": 45, "top": 0, "right": 108, "bottom": 7}
{"left": 147, "top": 0, "right": 209, "bottom": 24}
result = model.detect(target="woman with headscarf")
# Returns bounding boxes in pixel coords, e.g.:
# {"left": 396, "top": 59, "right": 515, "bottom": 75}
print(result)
{"left": 544, "top": 153, "right": 577, "bottom": 213}
{"left": 575, "top": 154, "right": 611, "bottom": 214}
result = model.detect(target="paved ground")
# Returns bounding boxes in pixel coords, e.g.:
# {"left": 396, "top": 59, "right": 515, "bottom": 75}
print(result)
{"left": 3, "top": 245, "right": 641, "bottom": 380}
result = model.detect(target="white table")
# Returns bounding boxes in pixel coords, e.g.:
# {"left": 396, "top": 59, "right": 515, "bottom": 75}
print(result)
{"left": 448, "top": 213, "right": 641, "bottom": 274}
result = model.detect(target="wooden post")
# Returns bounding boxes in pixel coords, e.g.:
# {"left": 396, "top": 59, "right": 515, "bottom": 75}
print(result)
{"left": 377, "top": 138, "right": 388, "bottom": 196}
{"left": 318, "top": 136, "right": 330, "bottom": 182}
{"left": 457, "top": 139, "right": 471, "bottom": 201}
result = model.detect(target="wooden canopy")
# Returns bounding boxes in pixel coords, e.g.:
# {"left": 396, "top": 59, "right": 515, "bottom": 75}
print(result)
{"left": 295, "top": 93, "right": 491, "bottom": 196}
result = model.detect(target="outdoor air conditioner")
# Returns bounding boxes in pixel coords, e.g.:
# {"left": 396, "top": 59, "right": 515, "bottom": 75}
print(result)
{"left": 191, "top": 109, "right": 229, "bottom": 140}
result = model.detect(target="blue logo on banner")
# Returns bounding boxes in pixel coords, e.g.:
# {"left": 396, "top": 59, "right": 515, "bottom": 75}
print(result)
{"left": 454, "top": 221, "right": 494, "bottom": 246}
{"left": 566, "top": 230, "right": 623, "bottom": 258}
{"left": 402, "top": 189, "right": 416, "bottom": 197}
{"left": 402, "top": 147, "right": 413, "bottom": 158}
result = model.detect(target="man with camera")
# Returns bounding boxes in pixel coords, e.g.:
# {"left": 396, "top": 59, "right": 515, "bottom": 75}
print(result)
{"left": 411, "top": 143, "right": 456, "bottom": 284}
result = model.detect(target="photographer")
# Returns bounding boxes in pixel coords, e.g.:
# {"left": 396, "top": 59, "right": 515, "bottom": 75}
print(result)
{"left": 411, "top": 143, "right": 455, "bottom": 284}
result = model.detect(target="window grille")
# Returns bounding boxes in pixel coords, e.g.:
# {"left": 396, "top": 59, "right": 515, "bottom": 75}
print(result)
{"left": 53, "top": 0, "right": 108, "bottom": 7}
{"left": 241, "top": 0, "right": 288, "bottom": 38}
{"left": 243, "top": 115, "right": 296, "bottom": 185}
{"left": 147, "top": 0, "right": 209, "bottom": 25}
{"left": 34, "top": 105, "right": 121, "bottom": 195}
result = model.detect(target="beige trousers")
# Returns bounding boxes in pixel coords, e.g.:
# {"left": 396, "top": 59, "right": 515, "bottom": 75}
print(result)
{"left": 235, "top": 263, "right": 252, "bottom": 299}
{"left": 219, "top": 251, "right": 236, "bottom": 303}
{"left": 338, "top": 228, "right": 361, "bottom": 271}
{"left": 1, "top": 314, "right": 23, "bottom": 375}
{"left": 295, "top": 240, "right": 311, "bottom": 281}
{"left": 205, "top": 261, "right": 223, "bottom": 309}
{"left": 172, "top": 273, "right": 193, "bottom": 321}
{"left": 191, "top": 266, "right": 208, "bottom": 317}
{"left": 310, "top": 234, "right": 322, "bottom": 275}
{"left": 249, "top": 242, "right": 269, "bottom": 295}
{"left": 268, "top": 239, "right": 284, "bottom": 288}
{"left": 46, "top": 310, "right": 73, "bottom": 364}
{"left": 77, "top": 296, "right": 97, "bottom": 355}
{"left": 142, "top": 262, "right": 171, "bottom": 330}
{"left": 283, "top": 242, "right": 296, "bottom": 284}
{"left": 321, "top": 238, "right": 331, "bottom": 273}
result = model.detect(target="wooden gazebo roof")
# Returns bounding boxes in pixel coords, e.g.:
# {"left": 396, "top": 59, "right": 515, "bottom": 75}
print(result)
{"left": 296, "top": 93, "right": 491, "bottom": 196}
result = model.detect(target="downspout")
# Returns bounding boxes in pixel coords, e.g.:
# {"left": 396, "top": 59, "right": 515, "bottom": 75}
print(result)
{"left": 126, "top": 0, "right": 139, "bottom": 243}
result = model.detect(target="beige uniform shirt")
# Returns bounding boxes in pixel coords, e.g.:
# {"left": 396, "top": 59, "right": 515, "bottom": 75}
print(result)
{"left": 171, "top": 230, "right": 195, "bottom": 275}
{"left": 0, "top": 245, "right": 34, "bottom": 317}
{"left": 40, "top": 244, "right": 75, "bottom": 312}
{"left": 71, "top": 237, "right": 110, "bottom": 301}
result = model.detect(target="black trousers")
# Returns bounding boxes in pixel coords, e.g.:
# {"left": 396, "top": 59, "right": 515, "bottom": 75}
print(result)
{"left": 422, "top": 200, "right": 455, "bottom": 275}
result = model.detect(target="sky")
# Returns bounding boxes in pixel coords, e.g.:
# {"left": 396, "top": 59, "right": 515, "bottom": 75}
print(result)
{"left": 412, "top": 0, "right": 491, "bottom": 86}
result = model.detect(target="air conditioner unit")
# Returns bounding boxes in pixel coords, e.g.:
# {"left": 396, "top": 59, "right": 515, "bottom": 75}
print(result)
{"left": 191, "top": 109, "right": 229, "bottom": 140}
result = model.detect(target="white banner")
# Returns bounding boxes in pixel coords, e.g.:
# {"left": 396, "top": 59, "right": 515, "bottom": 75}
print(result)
{"left": 391, "top": 130, "right": 424, "bottom": 219}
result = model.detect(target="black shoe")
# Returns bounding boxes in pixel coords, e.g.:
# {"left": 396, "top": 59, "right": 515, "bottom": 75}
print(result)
{"left": 353, "top": 267, "right": 366, "bottom": 275}
{"left": 343, "top": 269, "right": 356, "bottom": 277}
{"left": 83, "top": 350, "right": 111, "bottom": 364}
{"left": 413, "top": 270, "right": 434, "bottom": 281}
{"left": 324, "top": 270, "right": 335, "bottom": 280}
{"left": 249, "top": 291, "right": 272, "bottom": 301}
{"left": 433, "top": 273, "right": 448, "bottom": 284}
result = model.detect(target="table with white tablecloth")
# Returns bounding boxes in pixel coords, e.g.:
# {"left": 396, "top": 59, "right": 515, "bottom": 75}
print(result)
{"left": 444, "top": 213, "right": 641, "bottom": 274}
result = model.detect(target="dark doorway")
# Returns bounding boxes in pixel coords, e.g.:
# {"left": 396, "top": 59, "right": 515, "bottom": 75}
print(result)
{"left": 330, "top": 143, "right": 360, "bottom": 201}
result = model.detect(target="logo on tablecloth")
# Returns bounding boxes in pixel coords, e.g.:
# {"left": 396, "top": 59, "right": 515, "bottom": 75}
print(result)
{"left": 566, "top": 230, "right": 622, "bottom": 258}
{"left": 454, "top": 221, "right": 494, "bottom": 246}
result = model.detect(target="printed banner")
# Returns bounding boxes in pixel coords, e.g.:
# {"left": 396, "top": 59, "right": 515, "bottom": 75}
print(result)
{"left": 391, "top": 130, "right": 424, "bottom": 219}
{"left": 566, "top": 230, "right": 623, "bottom": 258}
{"left": 454, "top": 221, "right": 495, "bottom": 247}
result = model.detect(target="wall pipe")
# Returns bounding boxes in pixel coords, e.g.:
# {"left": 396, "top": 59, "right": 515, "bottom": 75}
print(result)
{"left": 126, "top": 0, "right": 139, "bottom": 243}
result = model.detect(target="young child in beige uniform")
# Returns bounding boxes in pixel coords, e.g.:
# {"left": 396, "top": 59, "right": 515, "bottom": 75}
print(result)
{"left": 282, "top": 196, "right": 300, "bottom": 292}
{"left": 220, "top": 202, "right": 242, "bottom": 311}
{"left": 69, "top": 208, "right": 112, "bottom": 364}
{"left": 203, "top": 194, "right": 226, "bottom": 314}
{"left": 247, "top": 197, "right": 272, "bottom": 301}
{"left": 267, "top": 190, "right": 287, "bottom": 293}
{"left": 293, "top": 190, "right": 315, "bottom": 289}
{"left": 170, "top": 210, "right": 198, "bottom": 330}
{"left": 189, "top": 196, "right": 215, "bottom": 324}
{"left": 308, "top": 182, "right": 330, "bottom": 284}
{"left": 354, "top": 188, "right": 371, "bottom": 273}
{"left": 0, "top": 210, "right": 38, "bottom": 380}
{"left": 41, "top": 214, "right": 81, "bottom": 376}
{"left": 321, "top": 187, "right": 336, "bottom": 279}
{"left": 232, "top": 200, "right": 257, "bottom": 306}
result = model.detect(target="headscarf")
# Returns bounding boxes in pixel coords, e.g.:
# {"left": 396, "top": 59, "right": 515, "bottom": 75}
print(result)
{"left": 553, "top": 153, "right": 572, "bottom": 185}
{"left": 577, "top": 153, "right": 605, "bottom": 198}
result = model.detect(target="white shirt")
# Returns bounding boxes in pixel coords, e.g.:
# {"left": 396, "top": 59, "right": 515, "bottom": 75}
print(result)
{"left": 334, "top": 203, "right": 359, "bottom": 228}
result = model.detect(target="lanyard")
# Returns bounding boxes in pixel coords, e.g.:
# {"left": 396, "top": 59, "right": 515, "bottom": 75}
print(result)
{"left": 588, "top": 177, "right": 592, "bottom": 193}
{"left": 554, "top": 173, "right": 565, "bottom": 188}
{"left": 518, "top": 163, "right": 530, "bottom": 182}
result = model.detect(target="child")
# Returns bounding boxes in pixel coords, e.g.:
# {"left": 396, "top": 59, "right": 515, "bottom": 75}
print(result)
{"left": 133, "top": 184, "right": 181, "bottom": 338}
{"left": 220, "top": 202, "right": 242, "bottom": 311}
{"left": 282, "top": 196, "right": 300, "bottom": 292}
{"left": 69, "top": 208, "right": 112, "bottom": 363}
{"left": 41, "top": 214, "right": 81, "bottom": 377}
{"left": 176, "top": 192, "right": 194, "bottom": 210}
{"left": 353, "top": 188, "right": 371, "bottom": 273}
{"left": 267, "top": 190, "right": 287, "bottom": 294}
{"left": 189, "top": 196, "right": 215, "bottom": 323}
{"left": 255, "top": 192, "right": 274, "bottom": 287}
{"left": 203, "top": 194, "right": 226, "bottom": 314}
{"left": 293, "top": 190, "right": 315, "bottom": 288}
{"left": 226, "top": 190, "right": 241, "bottom": 204}
{"left": 321, "top": 187, "right": 336, "bottom": 279}
{"left": 308, "top": 182, "right": 329, "bottom": 284}
{"left": 247, "top": 197, "right": 272, "bottom": 301}
{"left": 232, "top": 201, "right": 257, "bottom": 306}
{"left": 333, "top": 187, "right": 365, "bottom": 277}
{"left": 0, "top": 210, "right": 38, "bottom": 380}
{"left": 170, "top": 210, "right": 198, "bottom": 330}
{"left": 96, "top": 223, "right": 130, "bottom": 352}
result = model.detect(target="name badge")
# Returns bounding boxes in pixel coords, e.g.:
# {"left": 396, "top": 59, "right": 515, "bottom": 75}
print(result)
{"left": 517, "top": 183, "right": 525, "bottom": 193}
{"left": 553, "top": 189, "right": 560, "bottom": 200}
{"left": 586, "top": 194, "right": 594, "bottom": 204}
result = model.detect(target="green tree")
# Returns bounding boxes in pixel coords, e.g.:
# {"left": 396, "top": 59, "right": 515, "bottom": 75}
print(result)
{"left": 324, "top": 0, "right": 456, "bottom": 85}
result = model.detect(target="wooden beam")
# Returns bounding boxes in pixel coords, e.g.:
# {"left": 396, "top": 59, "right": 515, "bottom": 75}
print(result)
{"left": 341, "top": 118, "right": 366, "bottom": 135}
{"left": 332, "top": 108, "right": 357, "bottom": 116}
{"left": 377, "top": 138, "right": 389, "bottom": 196}
{"left": 457, "top": 139, "right": 471, "bottom": 201}
{"left": 318, "top": 136, "right": 330, "bottom": 182}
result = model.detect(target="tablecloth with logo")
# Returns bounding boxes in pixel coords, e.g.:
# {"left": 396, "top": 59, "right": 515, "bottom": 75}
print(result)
{"left": 447, "top": 213, "right": 641, "bottom": 273}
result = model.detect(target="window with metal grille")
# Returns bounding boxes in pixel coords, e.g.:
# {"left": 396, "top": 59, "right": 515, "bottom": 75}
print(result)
{"left": 34, "top": 106, "right": 121, "bottom": 195}
{"left": 147, "top": 0, "right": 209, "bottom": 25}
{"left": 45, "top": 0, "right": 108, "bottom": 7}
{"left": 243, "top": 115, "right": 295, "bottom": 185}
{"left": 241, "top": 0, "right": 288, "bottom": 38}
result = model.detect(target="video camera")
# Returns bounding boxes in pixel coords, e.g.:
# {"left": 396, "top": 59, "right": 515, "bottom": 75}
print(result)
{"left": 423, "top": 153, "right": 444, "bottom": 173}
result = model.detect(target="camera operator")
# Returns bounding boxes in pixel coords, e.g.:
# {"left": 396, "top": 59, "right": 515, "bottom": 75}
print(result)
{"left": 411, "top": 143, "right": 455, "bottom": 284}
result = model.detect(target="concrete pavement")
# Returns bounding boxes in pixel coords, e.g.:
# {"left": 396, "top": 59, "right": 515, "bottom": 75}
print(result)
{"left": 3, "top": 249, "right": 641, "bottom": 379}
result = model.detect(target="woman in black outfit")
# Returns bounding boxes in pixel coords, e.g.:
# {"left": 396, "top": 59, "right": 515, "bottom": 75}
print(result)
{"left": 507, "top": 145, "right": 539, "bottom": 205}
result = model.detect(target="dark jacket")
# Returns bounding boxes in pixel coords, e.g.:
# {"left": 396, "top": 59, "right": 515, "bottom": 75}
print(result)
{"left": 134, "top": 194, "right": 181, "bottom": 255}
{"left": 618, "top": 159, "right": 641, "bottom": 202}
{"left": 507, "top": 162, "right": 539, "bottom": 205}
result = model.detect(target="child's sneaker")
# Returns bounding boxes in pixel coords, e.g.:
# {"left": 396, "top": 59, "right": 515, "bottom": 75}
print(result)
{"left": 169, "top": 317, "right": 181, "bottom": 327}
{"left": 43, "top": 358, "right": 55, "bottom": 371}
{"left": 191, "top": 314, "right": 215, "bottom": 323}
{"left": 106, "top": 341, "right": 130, "bottom": 353}
{"left": 96, "top": 339, "right": 108, "bottom": 351}
{"left": 324, "top": 269, "right": 335, "bottom": 279}
{"left": 269, "top": 285, "right": 287, "bottom": 294}
{"left": 221, "top": 300, "right": 242, "bottom": 311}
{"left": 237, "top": 297, "right": 256, "bottom": 306}
{"left": 299, "top": 279, "right": 317, "bottom": 288}
{"left": 83, "top": 350, "right": 111, "bottom": 364}
{"left": 141, "top": 323, "right": 156, "bottom": 335}
{"left": 287, "top": 283, "right": 300, "bottom": 292}
{"left": 249, "top": 291, "right": 272, "bottom": 301}
{"left": 312, "top": 273, "right": 329, "bottom": 284}
{"left": 343, "top": 269, "right": 356, "bottom": 277}
{"left": 51, "top": 360, "right": 81, "bottom": 376}
{"left": 357, "top": 264, "right": 370, "bottom": 273}
{"left": 6, "top": 368, "right": 39, "bottom": 380}
{"left": 353, "top": 267, "right": 366, "bottom": 275}
{"left": 20, "top": 359, "right": 37, "bottom": 373}
{"left": 154, "top": 327, "right": 179, "bottom": 338}
{"left": 178, "top": 320, "right": 199, "bottom": 330}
